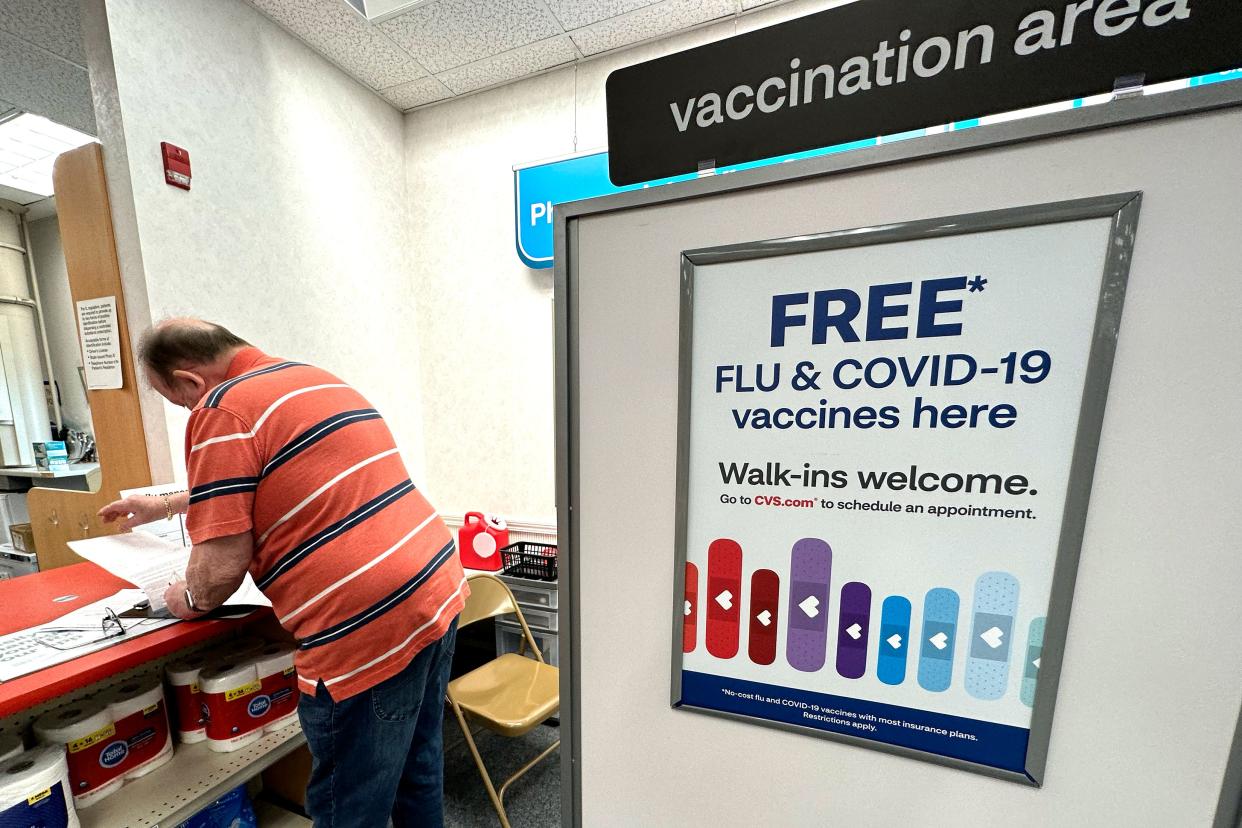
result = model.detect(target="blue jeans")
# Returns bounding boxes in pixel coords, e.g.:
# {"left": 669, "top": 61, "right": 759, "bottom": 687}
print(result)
{"left": 298, "top": 621, "right": 458, "bottom": 828}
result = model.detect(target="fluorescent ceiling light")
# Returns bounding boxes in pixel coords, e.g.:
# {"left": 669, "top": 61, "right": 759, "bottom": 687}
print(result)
{"left": 0, "top": 113, "right": 97, "bottom": 198}
{"left": 343, "top": 0, "right": 435, "bottom": 22}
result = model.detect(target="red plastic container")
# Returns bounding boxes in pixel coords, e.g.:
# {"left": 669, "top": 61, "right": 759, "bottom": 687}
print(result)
{"left": 458, "top": 512, "right": 509, "bottom": 571}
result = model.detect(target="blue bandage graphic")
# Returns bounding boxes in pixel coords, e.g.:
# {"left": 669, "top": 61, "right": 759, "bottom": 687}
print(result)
{"left": 917, "top": 588, "right": 959, "bottom": 692}
{"left": 877, "top": 596, "right": 912, "bottom": 686}
{"left": 1020, "top": 617, "right": 1045, "bottom": 708}
{"left": 965, "top": 572, "right": 1020, "bottom": 700}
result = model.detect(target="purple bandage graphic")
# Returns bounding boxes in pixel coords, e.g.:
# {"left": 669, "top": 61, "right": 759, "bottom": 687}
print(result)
{"left": 836, "top": 581, "right": 872, "bottom": 679}
{"left": 785, "top": 538, "right": 832, "bottom": 672}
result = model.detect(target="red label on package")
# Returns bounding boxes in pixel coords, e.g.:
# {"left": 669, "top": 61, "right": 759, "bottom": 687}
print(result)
{"left": 257, "top": 670, "right": 297, "bottom": 725}
{"left": 112, "top": 701, "right": 170, "bottom": 773}
{"left": 171, "top": 683, "right": 205, "bottom": 735}
{"left": 63, "top": 722, "right": 127, "bottom": 796}
{"left": 202, "top": 683, "right": 266, "bottom": 742}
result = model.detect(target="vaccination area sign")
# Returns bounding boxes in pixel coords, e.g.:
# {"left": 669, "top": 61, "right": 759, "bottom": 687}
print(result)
{"left": 606, "top": 0, "right": 1242, "bottom": 184}
{"left": 672, "top": 194, "right": 1141, "bottom": 782}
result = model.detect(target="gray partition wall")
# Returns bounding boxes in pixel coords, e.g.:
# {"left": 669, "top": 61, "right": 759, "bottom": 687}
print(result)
{"left": 556, "top": 84, "right": 1242, "bottom": 827}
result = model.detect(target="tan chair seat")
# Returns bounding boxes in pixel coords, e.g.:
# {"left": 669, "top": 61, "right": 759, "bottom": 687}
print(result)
{"left": 449, "top": 653, "right": 560, "bottom": 737}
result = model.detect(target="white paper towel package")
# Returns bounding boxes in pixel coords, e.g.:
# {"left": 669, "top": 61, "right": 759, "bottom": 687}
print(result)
{"left": 101, "top": 677, "right": 174, "bottom": 779}
{"left": 165, "top": 650, "right": 216, "bottom": 744}
{"left": 0, "top": 746, "right": 79, "bottom": 827}
{"left": 32, "top": 700, "right": 124, "bottom": 808}
{"left": 0, "top": 732, "right": 23, "bottom": 762}
{"left": 252, "top": 644, "right": 299, "bottom": 733}
{"left": 199, "top": 660, "right": 265, "bottom": 752}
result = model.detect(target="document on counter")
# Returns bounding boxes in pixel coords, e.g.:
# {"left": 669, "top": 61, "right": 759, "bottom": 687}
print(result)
{"left": 68, "top": 532, "right": 271, "bottom": 613}
{"left": 0, "top": 589, "right": 177, "bottom": 682}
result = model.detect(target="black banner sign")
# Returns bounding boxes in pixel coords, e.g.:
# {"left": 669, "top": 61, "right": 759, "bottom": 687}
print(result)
{"left": 605, "top": 0, "right": 1242, "bottom": 184}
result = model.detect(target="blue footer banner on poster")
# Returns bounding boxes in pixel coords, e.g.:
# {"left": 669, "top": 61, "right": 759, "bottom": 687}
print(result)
{"left": 679, "top": 670, "right": 1030, "bottom": 774}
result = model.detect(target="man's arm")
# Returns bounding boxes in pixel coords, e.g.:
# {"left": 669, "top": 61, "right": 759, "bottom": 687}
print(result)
{"left": 164, "top": 531, "right": 254, "bottom": 619}
{"left": 99, "top": 491, "right": 190, "bottom": 530}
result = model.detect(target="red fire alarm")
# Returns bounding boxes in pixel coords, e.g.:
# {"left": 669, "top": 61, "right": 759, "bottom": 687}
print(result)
{"left": 161, "top": 142, "right": 191, "bottom": 190}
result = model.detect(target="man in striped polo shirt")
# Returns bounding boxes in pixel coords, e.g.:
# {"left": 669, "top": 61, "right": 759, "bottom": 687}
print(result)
{"left": 99, "top": 318, "right": 468, "bottom": 827}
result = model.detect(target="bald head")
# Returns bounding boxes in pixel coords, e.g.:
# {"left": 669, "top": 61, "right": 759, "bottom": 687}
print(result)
{"left": 139, "top": 319, "right": 250, "bottom": 408}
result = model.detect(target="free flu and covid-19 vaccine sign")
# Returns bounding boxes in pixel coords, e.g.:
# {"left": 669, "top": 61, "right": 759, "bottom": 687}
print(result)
{"left": 673, "top": 196, "right": 1139, "bottom": 782}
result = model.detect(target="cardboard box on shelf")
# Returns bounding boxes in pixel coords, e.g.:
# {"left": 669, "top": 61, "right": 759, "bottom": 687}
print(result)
{"left": 9, "top": 522, "right": 34, "bottom": 553}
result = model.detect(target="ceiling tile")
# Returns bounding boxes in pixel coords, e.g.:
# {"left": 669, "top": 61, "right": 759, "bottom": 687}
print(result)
{"left": 740, "top": 0, "right": 779, "bottom": 8}
{"left": 0, "top": 31, "right": 94, "bottom": 135}
{"left": 380, "top": 76, "right": 454, "bottom": 110}
{"left": 544, "top": 0, "right": 662, "bottom": 30}
{"left": 437, "top": 36, "right": 577, "bottom": 95}
{"left": 248, "top": 0, "right": 427, "bottom": 89}
{"left": 0, "top": 0, "right": 86, "bottom": 68}
{"left": 570, "top": 0, "right": 736, "bottom": 56}
{"left": 735, "top": 0, "right": 849, "bottom": 35}
{"left": 378, "top": 0, "right": 563, "bottom": 74}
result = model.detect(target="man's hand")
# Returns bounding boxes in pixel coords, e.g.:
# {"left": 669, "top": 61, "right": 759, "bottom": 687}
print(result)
{"left": 164, "top": 580, "right": 207, "bottom": 620}
{"left": 98, "top": 496, "right": 167, "bottom": 531}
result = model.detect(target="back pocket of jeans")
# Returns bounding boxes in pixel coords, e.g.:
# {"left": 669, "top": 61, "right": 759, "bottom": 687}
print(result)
{"left": 372, "top": 670, "right": 422, "bottom": 722}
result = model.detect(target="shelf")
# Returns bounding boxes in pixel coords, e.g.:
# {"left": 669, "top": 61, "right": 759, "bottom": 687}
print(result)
{"left": 0, "top": 462, "right": 99, "bottom": 479}
{"left": 78, "top": 726, "right": 306, "bottom": 828}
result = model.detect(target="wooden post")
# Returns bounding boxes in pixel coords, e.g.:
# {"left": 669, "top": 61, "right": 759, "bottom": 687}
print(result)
{"left": 28, "top": 143, "right": 153, "bottom": 569}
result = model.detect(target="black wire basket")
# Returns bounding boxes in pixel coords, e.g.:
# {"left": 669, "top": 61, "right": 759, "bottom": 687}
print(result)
{"left": 500, "top": 542, "right": 558, "bottom": 581}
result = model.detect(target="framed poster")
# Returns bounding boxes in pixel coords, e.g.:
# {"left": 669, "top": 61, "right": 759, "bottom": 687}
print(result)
{"left": 671, "top": 193, "right": 1141, "bottom": 784}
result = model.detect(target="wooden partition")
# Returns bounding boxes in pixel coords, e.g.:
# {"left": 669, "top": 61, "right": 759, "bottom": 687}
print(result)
{"left": 29, "top": 143, "right": 153, "bottom": 569}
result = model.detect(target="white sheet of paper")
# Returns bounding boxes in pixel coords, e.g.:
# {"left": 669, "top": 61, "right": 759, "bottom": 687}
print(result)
{"left": 69, "top": 532, "right": 271, "bottom": 612}
{"left": 0, "top": 590, "right": 177, "bottom": 682}
{"left": 75, "top": 296, "right": 123, "bottom": 390}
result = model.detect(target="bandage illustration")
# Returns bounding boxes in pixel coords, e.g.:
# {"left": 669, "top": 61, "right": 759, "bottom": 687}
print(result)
{"left": 835, "top": 581, "right": 871, "bottom": 679}
{"left": 1021, "top": 616, "right": 1045, "bottom": 708}
{"left": 877, "top": 595, "right": 912, "bottom": 686}
{"left": 918, "top": 587, "right": 960, "bottom": 692}
{"left": 683, "top": 562, "right": 699, "bottom": 654}
{"left": 786, "top": 538, "right": 832, "bottom": 672}
{"left": 965, "top": 571, "right": 1019, "bottom": 700}
{"left": 748, "top": 569, "right": 780, "bottom": 665}
{"left": 706, "top": 539, "right": 743, "bottom": 659}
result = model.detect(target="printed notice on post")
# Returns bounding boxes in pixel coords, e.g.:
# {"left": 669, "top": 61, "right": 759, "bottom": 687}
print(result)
{"left": 76, "top": 296, "right": 123, "bottom": 390}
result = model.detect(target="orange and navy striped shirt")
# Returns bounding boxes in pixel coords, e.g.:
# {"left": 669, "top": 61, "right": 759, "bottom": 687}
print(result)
{"left": 184, "top": 347, "right": 467, "bottom": 700}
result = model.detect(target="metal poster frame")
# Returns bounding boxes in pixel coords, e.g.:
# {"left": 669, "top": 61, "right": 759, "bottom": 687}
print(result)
{"left": 554, "top": 81, "right": 1242, "bottom": 827}
{"left": 670, "top": 192, "right": 1141, "bottom": 785}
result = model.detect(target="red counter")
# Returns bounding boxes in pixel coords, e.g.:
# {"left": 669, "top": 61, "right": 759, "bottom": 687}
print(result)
{"left": 0, "top": 563, "right": 270, "bottom": 718}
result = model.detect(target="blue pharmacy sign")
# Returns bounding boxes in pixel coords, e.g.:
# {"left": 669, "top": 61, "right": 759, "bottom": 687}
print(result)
{"left": 513, "top": 141, "right": 875, "bottom": 270}
{"left": 514, "top": 152, "right": 697, "bottom": 269}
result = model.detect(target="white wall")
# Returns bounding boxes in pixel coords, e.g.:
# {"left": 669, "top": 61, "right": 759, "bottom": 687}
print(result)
{"left": 28, "top": 216, "right": 92, "bottom": 431}
{"left": 404, "top": 0, "right": 846, "bottom": 522}
{"left": 87, "top": 0, "right": 426, "bottom": 484}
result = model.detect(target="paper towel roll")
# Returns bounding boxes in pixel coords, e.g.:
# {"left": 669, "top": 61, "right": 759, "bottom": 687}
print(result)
{"left": 166, "top": 651, "right": 217, "bottom": 744}
{"left": 252, "top": 644, "right": 299, "bottom": 733}
{"left": 166, "top": 651, "right": 215, "bottom": 685}
{"left": 0, "top": 732, "right": 22, "bottom": 762}
{"left": 252, "top": 644, "right": 294, "bottom": 676}
{"left": 0, "top": 745, "right": 80, "bottom": 827}
{"left": 199, "top": 661, "right": 264, "bottom": 753}
{"left": 33, "top": 701, "right": 124, "bottom": 808}
{"left": 103, "top": 678, "right": 174, "bottom": 780}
